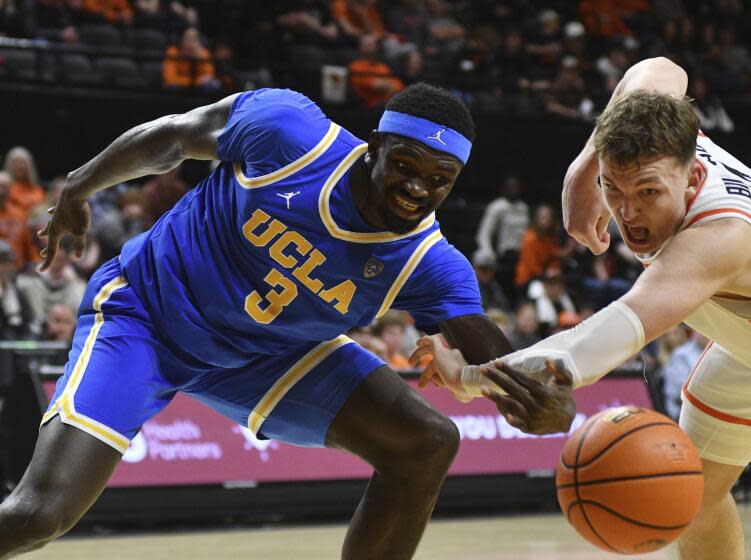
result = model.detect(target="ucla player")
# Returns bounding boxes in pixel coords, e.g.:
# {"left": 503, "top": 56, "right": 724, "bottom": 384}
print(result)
{"left": 415, "top": 58, "right": 751, "bottom": 560}
{"left": 0, "top": 85, "right": 513, "bottom": 559}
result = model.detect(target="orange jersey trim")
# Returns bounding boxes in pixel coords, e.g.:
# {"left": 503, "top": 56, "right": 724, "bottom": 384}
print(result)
{"left": 682, "top": 342, "right": 751, "bottom": 427}
{"left": 685, "top": 208, "right": 751, "bottom": 228}
{"left": 685, "top": 159, "right": 708, "bottom": 213}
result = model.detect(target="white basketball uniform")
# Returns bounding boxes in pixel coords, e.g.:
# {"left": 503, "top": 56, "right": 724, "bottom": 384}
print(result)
{"left": 636, "top": 133, "right": 751, "bottom": 466}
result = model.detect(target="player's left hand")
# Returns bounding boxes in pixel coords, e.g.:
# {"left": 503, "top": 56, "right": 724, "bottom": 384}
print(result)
{"left": 481, "top": 358, "right": 576, "bottom": 435}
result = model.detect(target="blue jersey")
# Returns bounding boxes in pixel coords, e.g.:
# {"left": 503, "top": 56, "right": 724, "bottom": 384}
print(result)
{"left": 119, "top": 89, "right": 482, "bottom": 368}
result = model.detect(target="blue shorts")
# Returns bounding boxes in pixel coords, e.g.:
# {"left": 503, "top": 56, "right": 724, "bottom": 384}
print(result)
{"left": 42, "top": 258, "right": 383, "bottom": 454}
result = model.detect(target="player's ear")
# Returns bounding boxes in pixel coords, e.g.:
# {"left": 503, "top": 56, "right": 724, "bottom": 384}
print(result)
{"left": 366, "top": 130, "right": 382, "bottom": 169}
{"left": 684, "top": 160, "right": 704, "bottom": 205}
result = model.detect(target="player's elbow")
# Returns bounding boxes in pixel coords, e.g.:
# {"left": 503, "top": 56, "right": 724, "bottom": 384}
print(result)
{"left": 626, "top": 57, "right": 688, "bottom": 95}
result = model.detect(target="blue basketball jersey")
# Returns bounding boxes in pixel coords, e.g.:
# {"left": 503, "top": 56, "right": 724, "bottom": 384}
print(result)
{"left": 119, "top": 88, "right": 482, "bottom": 368}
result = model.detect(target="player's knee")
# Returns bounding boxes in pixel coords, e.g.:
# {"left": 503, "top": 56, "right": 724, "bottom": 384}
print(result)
{"left": 0, "top": 497, "right": 69, "bottom": 548}
{"left": 400, "top": 414, "right": 460, "bottom": 477}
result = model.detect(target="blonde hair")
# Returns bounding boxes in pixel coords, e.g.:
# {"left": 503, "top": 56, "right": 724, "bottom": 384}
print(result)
{"left": 3, "top": 146, "right": 39, "bottom": 185}
{"left": 594, "top": 90, "right": 699, "bottom": 168}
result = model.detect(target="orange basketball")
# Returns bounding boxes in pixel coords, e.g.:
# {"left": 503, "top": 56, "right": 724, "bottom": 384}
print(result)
{"left": 556, "top": 407, "right": 704, "bottom": 555}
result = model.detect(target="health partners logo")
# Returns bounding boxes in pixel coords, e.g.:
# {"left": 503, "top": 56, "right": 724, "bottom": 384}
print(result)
{"left": 122, "top": 419, "right": 223, "bottom": 464}
{"left": 232, "top": 425, "right": 280, "bottom": 462}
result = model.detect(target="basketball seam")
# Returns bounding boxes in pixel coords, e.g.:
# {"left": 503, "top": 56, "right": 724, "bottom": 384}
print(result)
{"left": 556, "top": 470, "right": 704, "bottom": 490}
{"left": 568, "top": 499, "right": 691, "bottom": 531}
{"left": 572, "top": 419, "right": 620, "bottom": 553}
{"left": 561, "top": 421, "right": 678, "bottom": 469}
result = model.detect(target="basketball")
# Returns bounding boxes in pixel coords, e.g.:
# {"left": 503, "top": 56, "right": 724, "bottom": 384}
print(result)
{"left": 556, "top": 407, "right": 704, "bottom": 555}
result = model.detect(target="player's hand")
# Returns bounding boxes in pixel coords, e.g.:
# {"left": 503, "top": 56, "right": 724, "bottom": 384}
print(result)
{"left": 409, "top": 335, "right": 472, "bottom": 402}
{"left": 481, "top": 358, "right": 576, "bottom": 435}
{"left": 562, "top": 145, "right": 611, "bottom": 255}
{"left": 37, "top": 189, "right": 91, "bottom": 272}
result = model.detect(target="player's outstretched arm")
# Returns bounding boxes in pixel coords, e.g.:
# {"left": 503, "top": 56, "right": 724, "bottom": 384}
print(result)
{"left": 563, "top": 57, "right": 689, "bottom": 254}
{"left": 477, "top": 218, "right": 751, "bottom": 432}
{"left": 39, "top": 93, "right": 240, "bottom": 270}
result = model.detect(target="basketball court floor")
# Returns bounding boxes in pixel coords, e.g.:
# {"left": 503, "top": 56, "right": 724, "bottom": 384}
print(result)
{"left": 22, "top": 504, "right": 751, "bottom": 559}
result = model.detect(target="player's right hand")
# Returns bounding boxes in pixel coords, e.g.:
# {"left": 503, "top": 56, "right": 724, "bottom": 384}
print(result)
{"left": 37, "top": 189, "right": 91, "bottom": 272}
{"left": 410, "top": 335, "right": 472, "bottom": 402}
{"left": 562, "top": 146, "right": 611, "bottom": 255}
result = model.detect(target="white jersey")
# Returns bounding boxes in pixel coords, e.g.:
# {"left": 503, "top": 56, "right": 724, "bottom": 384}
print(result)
{"left": 641, "top": 133, "right": 751, "bottom": 368}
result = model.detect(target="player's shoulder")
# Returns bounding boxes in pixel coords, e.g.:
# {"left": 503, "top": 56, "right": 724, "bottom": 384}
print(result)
{"left": 410, "top": 231, "right": 474, "bottom": 280}
{"left": 230, "top": 88, "right": 328, "bottom": 130}
{"left": 685, "top": 133, "right": 751, "bottom": 231}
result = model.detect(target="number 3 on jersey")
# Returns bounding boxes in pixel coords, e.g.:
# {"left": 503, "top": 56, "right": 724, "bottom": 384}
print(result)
{"left": 244, "top": 268, "right": 298, "bottom": 324}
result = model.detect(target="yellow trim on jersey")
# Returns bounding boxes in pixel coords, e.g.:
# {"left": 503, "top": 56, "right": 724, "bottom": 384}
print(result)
{"left": 247, "top": 335, "right": 353, "bottom": 436}
{"left": 234, "top": 122, "right": 340, "bottom": 189}
{"left": 41, "top": 275, "right": 131, "bottom": 454}
{"left": 318, "top": 144, "right": 436, "bottom": 243}
{"left": 376, "top": 229, "right": 444, "bottom": 318}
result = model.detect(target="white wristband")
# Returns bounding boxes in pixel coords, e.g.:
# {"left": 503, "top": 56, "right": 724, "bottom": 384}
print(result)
{"left": 503, "top": 301, "right": 645, "bottom": 388}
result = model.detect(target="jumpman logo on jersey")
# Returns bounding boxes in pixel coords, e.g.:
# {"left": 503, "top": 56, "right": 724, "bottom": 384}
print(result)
{"left": 276, "top": 191, "right": 300, "bottom": 209}
{"left": 426, "top": 129, "right": 447, "bottom": 146}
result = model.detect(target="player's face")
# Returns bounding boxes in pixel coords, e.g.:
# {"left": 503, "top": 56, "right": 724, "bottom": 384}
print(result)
{"left": 599, "top": 156, "right": 703, "bottom": 255}
{"left": 368, "top": 135, "right": 462, "bottom": 234}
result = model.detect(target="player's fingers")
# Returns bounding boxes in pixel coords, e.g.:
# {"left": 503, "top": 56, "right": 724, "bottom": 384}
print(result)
{"left": 39, "top": 228, "right": 61, "bottom": 272}
{"left": 72, "top": 234, "right": 86, "bottom": 259}
{"left": 482, "top": 389, "right": 528, "bottom": 428}
{"left": 546, "top": 358, "right": 574, "bottom": 387}
{"left": 418, "top": 363, "right": 435, "bottom": 388}
{"left": 481, "top": 366, "right": 536, "bottom": 411}
{"left": 454, "top": 392, "right": 473, "bottom": 403}
{"left": 490, "top": 361, "right": 546, "bottom": 399}
{"left": 409, "top": 344, "right": 434, "bottom": 367}
{"left": 37, "top": 221, "right": 50, "bottom": 239}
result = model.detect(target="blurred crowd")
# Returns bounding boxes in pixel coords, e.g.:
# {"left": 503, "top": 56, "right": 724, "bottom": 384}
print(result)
{"left": 0, "top": 0, "right": 743, "bottom": 417}
{"left": 0, "top": 1, "right": 748, "bottom": 130}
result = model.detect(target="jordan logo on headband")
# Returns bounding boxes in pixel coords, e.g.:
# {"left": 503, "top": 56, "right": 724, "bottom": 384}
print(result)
{"left": 426, "top": 129, "right": 447, "bottom": 146}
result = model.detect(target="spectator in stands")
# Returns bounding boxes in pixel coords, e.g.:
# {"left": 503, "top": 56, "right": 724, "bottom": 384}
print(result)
{"left": 163, "top": 27, "right": 219, "bottom": 90}
{"left": 133, "top": 0, "right": 193, "bottom": 33}
{"left": 330, "top": 0, "right": 422, "bottom": 78}
{"left": 33, "top": 0, "right": 79, "bottom": 43}
{"left": 92, "top": 186, "right": 145, "bottom": 263}
{"left": 0, "top": 239, "right": 32, "bottom": 339}
{"left": 347, "top": 325, "right": 389, "bottom": 362}
{"left": 3, "top": 146, "right": 45, "bottom": 217}
{"left": 571, "top": 241, "right": 633, "bottom": 310}
{"left": 17, "top": 237, "right": 86, "bottom": 332}
{"left": 525, "top": 9, "right": 562, "bottom": 80}
{"left": 43, "top": 303, "right": 76, "bottom": 345}
{"left": 495, "top": 28, "right": 539, "bottom": 100}
{"left": 506, "top": 301, "right": 541, "bottom": 349}
{"left": 0, "top": 171, "right": 38, "bottom": 271}
{"left": 475, "top": 175, "right": 528, "bottom": 303}
{"left": 372, "top": 310, "right": 411, "bottom": 371}
{"left": 81, "top": 0, "right": 133, "bottom": 26}
{"left": 471, "top": 247, "right": 510, "bottom": 312}
{"left": 527, "top": 267, "right": 577, "bottom": 336}
{"left": 277, "top": 0, "right": 341, "bottom": 66}
{"left": 662, "top": 328, "right": 709, "bottom": 420}
{"left": 425, "top": 0, "right": 466, "bottom": 59}
{"left": 141, "top": 166, "right": 187, "bottom": 228}
{"left": 514, "top": 203, "right": 560, "bottom": 295}
{"left": 578, "top": 0, "right": 646, "bottom": 40}
{"left": 690, "top": 76, "right": 734, "bottom": 133}
{"left": 349, "top": 34, "right": 404, "bottom": 109}
{"left": 384, "top": 0, "right": 430, "bottom": 52}
{"left": 544, "top": 56, "right": 594, "bottom": 120}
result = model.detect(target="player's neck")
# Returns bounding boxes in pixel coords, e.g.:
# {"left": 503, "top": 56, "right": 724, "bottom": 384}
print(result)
{"left": 348, "top": 155, "right": 386, "bottom": 230}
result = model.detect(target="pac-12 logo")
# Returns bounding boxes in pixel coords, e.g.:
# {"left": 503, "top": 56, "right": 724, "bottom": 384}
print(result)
{"left": 363, "top": 257, "right": 384, "bottom": 279}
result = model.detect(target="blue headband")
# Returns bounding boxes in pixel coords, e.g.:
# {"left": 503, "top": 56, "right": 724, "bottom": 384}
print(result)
{"left": 377, "top": 110, "right": 472, "bottom": 164}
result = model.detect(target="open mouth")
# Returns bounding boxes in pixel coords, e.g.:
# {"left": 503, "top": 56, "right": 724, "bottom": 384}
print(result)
{"left": 623, "top": 224, "right": 650, "bottom": 248}
{"left": 389, "top": 193, "right": 424, "bottom": 220}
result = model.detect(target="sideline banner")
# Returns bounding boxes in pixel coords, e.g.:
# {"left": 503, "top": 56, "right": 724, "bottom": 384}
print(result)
{"left": 43, "top": 378, "right": 653, "bottom": 487}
